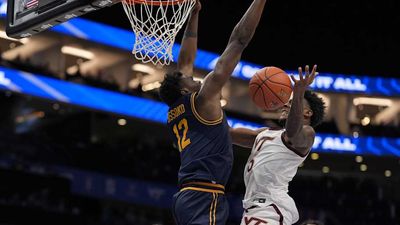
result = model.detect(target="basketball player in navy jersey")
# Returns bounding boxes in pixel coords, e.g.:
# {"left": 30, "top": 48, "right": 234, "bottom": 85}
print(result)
{"left": 158, "top": 0, "right": 268, "bottom": 224}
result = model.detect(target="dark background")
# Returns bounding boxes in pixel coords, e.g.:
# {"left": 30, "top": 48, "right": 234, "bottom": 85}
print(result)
{"left": 83, "top": 0, "right": 400, "bottom": 77}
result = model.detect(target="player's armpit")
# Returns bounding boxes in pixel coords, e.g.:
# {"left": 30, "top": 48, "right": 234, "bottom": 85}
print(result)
{"left": 283, "top": 125, "right": 315, "bottom": 156}
{"left": 194, "top": 43, "right": 246, "bottom": 121}
{"left": 230, "top": 127, "right": 267, "bottom": 149}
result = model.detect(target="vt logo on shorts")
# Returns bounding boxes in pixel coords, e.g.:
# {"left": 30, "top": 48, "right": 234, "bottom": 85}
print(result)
{"left": 244, "top": 216, "right": 268, "bottom": 225}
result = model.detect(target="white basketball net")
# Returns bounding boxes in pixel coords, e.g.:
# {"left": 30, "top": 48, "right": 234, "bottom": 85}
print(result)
{"left": 122, "top": 0, "right": 196, "bottom": 66}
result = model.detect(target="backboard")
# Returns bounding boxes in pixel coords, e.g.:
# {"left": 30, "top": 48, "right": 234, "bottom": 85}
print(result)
{"left": 6, "top": 0, "right": 120, "bottom": 38}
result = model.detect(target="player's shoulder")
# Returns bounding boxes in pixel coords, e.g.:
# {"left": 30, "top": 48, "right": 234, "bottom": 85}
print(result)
{"left": 301, "top": 125, "right": 316, "bottom": 137}
{"left": 167, "top": 94, "right": 191, "bottom": 124}
{"left": 254, "top": 127, "right": 284, "bottom": 143}
{"left": 257, "top": 127, "right": 284, "bottom": 136}
{"left": 189, "top": 92, "right": 224, "bottom": 126}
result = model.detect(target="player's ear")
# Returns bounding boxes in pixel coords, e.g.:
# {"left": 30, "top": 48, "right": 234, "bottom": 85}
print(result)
{"left": 180, "top": 88, "right": 190, "bottom": 95}
{"left": 305, "top": 109, "right": 313, "bottom": 118}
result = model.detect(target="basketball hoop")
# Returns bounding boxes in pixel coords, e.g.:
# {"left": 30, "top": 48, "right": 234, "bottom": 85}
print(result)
{"left": 122, "top": 0, "right": 196, "bottom": 66}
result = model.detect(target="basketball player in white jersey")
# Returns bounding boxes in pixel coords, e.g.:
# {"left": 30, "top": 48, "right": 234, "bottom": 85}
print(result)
{"left": 230, "top": 65, "right": 326, "bottom": 225}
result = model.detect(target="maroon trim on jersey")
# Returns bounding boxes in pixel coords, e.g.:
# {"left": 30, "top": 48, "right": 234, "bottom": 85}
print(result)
{"left": 270, "top": 204, "right": 284, "bottom": 225}
{"left": 280, "top": 132, "right": 309, "bottom": 158}
{"left": 244, "top": 216, "right": 268, "bottom": 225}
{"left": 268, "top": 127, "right": 283, "bottom": 131}
{"left": 257, "top": 136, "right": 275, "bottom": 151}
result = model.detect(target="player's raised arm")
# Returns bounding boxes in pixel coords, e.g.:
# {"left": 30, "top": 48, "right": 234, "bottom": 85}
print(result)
{"left": 177, "top": 0, "right": 201, "bottom": 76}
{"left": 195, "top": 0, "right": 268, "bottom": 121}
{"left": 284, "top": 65, "right": 318, "bottom": 154}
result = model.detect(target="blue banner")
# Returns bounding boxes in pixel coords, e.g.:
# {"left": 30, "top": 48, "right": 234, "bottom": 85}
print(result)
{"left": 1, "top": 66, "right": 400, "bottom": 157}
{"left": 55, "top": 166, "right": 178, "bottom": 208}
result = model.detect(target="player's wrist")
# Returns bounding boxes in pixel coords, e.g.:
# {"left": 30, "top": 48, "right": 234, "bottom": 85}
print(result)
{"left": 191, "top": 9, "right": 200, "bottom": 14}
{"left": 292, "top": 89, "right": 306, "bottom": 98}
{"left": 184, "top": 31, "right": 198, "bottom": 38}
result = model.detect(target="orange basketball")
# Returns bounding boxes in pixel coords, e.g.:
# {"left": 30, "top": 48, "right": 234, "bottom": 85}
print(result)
{"left": 249, "top": 66, "right": 293, "bottom": 111}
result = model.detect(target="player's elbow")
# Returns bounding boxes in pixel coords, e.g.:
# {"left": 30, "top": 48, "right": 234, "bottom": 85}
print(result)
{"left": 286, "top": 126, "right": 316, "bottom": 149}
{"left": 213, "top": 59, "right": 236, "bottom": 83}
{"left": 230, "top": 26, "right": 253, "bottom": 47}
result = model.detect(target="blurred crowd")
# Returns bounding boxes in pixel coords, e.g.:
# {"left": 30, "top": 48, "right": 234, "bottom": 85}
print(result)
{"left": 0, "top": 127, "right": 399, "bottom": 225}
{"left": 0, "top": 169, "right": 174, "bottom": 225}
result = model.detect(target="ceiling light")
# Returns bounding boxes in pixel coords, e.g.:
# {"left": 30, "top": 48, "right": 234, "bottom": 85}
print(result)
{"left": 142, "top": 81, "right": 161, "bottom": 92}
{"left": 128, "top": 79, "right": 140, "bottom": 89}
{"left": 0, "top": 30, "right": 29, "bottom": 44}
{"left": 360, "top": 164, "right": 367, "bottom": 172}
{"left": 66, "top": 65, "right": 79, "bottom": 75}
{"left": 61, "top": 46, "right": 94, "bottom": 60}
{"left": 132, "top": 64, "right": 155, "bottom": 74}
{"left": 118, "top": 119, "right": 127, "bottom": 126}
{"left": 361, "top": 116, "right": 370, "bottom": 126}
{"left": 52, "top": 104, "right": 60, "bottom": 110}
{"left": 355, "top": 155, "right": 363, "bottom": 163}
{"left": 311, "top": 153, "right": 319, "bottom": 160}
{"left": 322, "top": 166, "right": 330, "bottom": 174}
{"left": 353, "top": 97, "right": 393, "bottom": 107}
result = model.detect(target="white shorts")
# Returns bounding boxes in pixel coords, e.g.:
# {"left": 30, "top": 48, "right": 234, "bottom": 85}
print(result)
{"left": 240, "top": 204, "right": 292, "bottom": 225}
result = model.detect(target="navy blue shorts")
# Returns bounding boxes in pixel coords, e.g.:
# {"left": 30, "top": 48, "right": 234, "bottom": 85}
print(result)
{"left": 172, "top": 183, "right": 229, "bottom": 225}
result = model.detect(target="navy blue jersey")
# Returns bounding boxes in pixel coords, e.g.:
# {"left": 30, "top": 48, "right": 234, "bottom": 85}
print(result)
{"left": 167, "top": 93, "right": 233, "bottom": 186}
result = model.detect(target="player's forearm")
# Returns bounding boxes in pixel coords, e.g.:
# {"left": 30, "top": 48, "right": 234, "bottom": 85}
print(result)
{"left": 229, "top": 0, "right": 267, "bottom": 47}
{"left": 210, "top": 0, "right": 267, "bottom": 87}
{"left": 177, "top": 12, "right": 199, "bottom": 74}
{"left": 230, "top": 128, "right": 256, "bottom": 149}
{"left": 285, "top": 92, "right": 305, "bottom": 138}
{"left": 184, "top": 11, "right": 199, "bottom": 38}
{"left": 230, "top": 127, "right": 266, "bottom": 149}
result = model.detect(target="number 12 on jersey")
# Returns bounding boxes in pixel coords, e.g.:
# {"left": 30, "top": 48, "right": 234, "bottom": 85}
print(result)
{"left": 173, "top": 118, "right": 191, "bottom": 152}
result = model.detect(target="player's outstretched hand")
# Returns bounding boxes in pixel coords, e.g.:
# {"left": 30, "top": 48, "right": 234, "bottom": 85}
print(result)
{"left": 290, "top": 65, "right": 317, "bottom": 93}
{"left": 192, "top": 0, "right": 201, "bottom": 13}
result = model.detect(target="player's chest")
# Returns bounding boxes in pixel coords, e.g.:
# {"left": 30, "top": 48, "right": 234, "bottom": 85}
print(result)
{"left": 246, "top": 136, "right": 281, "bottom": 172}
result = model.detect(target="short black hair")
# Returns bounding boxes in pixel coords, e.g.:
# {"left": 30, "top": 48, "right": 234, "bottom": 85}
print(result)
{"left": 159, "top": 71, "right": 183, "bottom": 106}
{"left": 300, "top": 219, "right": 324, "bottom": 225}
{"left": 304, "top": 90, "right": 326, "bottom": 127}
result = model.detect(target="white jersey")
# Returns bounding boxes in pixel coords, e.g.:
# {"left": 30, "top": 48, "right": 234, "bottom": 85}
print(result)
{"left": 242, "top": 128, "right": 309, "bottom": 224}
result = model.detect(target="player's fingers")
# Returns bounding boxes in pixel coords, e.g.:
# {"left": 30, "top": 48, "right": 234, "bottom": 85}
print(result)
{"left": 309, "top": 64, "right": 316, "bottom": 75}
{"left": 308, "top": 65, "right": 317, "bottom": 84}
{"left": 298, "top": 67, "right": 303, "bottom": 81}
{"left": 305, "top": 65, "right": 310, "bottom": 76}
{"left": 305, "top": 65, "right": 312, "bottom": 81}
{"left": 290, "top": 75, "right": 297, "bottom": 84}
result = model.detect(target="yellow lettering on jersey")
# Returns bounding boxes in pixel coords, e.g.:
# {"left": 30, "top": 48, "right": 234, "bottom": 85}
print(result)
{"left": 168, "top": 104, "right": 185, "bottom": 123}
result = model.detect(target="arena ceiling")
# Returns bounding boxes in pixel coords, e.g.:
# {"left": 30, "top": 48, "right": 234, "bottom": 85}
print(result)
{"left": 83, "top": 0, "right": 400, "bottom": 78}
